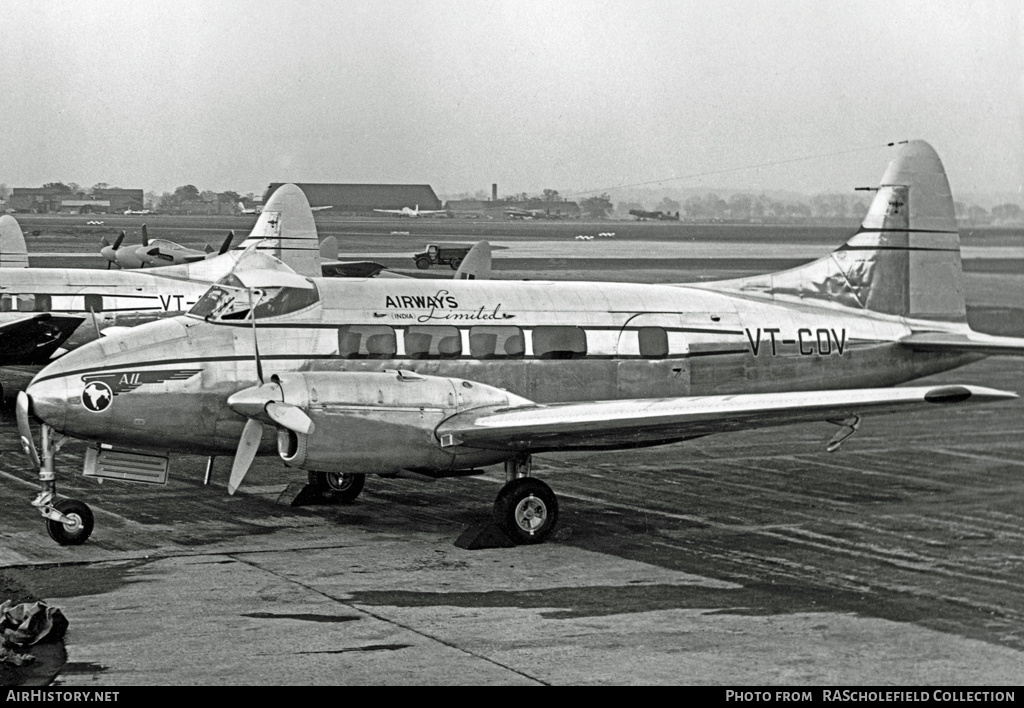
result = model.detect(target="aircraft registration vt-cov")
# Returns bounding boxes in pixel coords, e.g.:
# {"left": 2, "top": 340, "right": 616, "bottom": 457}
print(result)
{"left": 18, "top": 141, "right": 1024, "bottom": 546}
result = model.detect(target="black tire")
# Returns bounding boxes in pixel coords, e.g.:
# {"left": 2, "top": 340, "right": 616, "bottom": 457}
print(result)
{"left": 45, "top": 499, "right": 94, "bottom": 546}
{"left": 449, "top": 257, "right": 462, "bottom": 270}
{"left": 493, "top": 478, "right": 558, "bottom": 544}
{"left": 307, "top": 471, "right": 365, "bottom": 503}
{"left": 415, "top": 258, "right": 431, "bottom": 270}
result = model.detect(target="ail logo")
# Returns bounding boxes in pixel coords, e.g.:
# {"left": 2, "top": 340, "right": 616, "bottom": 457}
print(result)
{"left": 79, "top": 369, "right": 201, "bottom": 412}
{"left": 81, "top": 381, "right": 113, "bottom": 412}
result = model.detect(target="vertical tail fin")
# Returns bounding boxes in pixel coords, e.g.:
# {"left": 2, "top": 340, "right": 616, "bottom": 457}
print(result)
{"left": 711, "top": 141, "right": 966, "bottom": 322}
{"left": 454, "top": 241, "right": 492, "bottom": 280}
{"left": 0, "top": 215, "right": 30, "bottom": 268}
{"left": 236, "top": 184, "right": 322, "bottom": 278}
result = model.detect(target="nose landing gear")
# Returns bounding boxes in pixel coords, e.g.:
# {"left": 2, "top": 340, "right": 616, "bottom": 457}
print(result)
{"left": 18, "top": 392, "right": 95, "bottom": 546}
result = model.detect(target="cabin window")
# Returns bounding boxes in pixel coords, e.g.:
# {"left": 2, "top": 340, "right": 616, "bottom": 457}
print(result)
{"left": 638, "top": 327, "right": 669, "bottom": 357}
{"left": 1, "top": 294, "right": 49, "bottom": 313}
{"left": 404, "top": 325, "right": 462, "bottom": 359}
{"left": 469, "top": 326, "right": 525, "bottom": 359}
{"left": 533, "top": 326, "right": 587, "bottom": 359}
{"left": 337, "top": 325, "right": 396, "bottom": 359}
{"left": 84, "top": 294, "right": 103, "bottom": 313}
{"left": 251, "top": 285, "right": 320, "bottom": 319}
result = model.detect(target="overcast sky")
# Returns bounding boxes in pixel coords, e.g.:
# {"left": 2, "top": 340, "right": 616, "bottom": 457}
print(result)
{"left": 1, "top": 0, "right": 1021, "bottom": 202}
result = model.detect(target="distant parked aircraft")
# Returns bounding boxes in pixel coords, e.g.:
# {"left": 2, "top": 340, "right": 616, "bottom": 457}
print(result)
{"left": 628, "top": 209, "right": 679, "bottom": 221}
{"left": 123, "top": 209, "right": 152, "bottom": 216}
{"left": 238, "top": 202, "right": 262, "bottom": 215}
{"left": 100, "top": 225, "right": 233, "bottom": 269}
{"left": 373, "top": 205, "right": 447, "bottom": 218}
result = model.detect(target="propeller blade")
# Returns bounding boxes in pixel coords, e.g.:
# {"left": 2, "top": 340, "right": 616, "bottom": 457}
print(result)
{"left": 228, "top": 418, "right": 263, "bottom": 495}
{"left": 113, "top": 231, "right": 126, "bottom": 249}
{"left": 265, "top": 402, "right": 315, "bottom": 435}
{"left": 220, "top": 231, "right": 234, "bottom": 254}
{"left": 141, "top": 223, "right": 149, "bottom": 247}
{"left": 100, "top": 235, "right": 110, "bottom": 247}
{"left": 16, "top": 392, "right": 40, "bottom": 469}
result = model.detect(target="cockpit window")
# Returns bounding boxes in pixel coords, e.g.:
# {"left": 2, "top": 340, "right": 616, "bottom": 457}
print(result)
{"left": 188, "top": 275, "right": 319, "bottom": 321}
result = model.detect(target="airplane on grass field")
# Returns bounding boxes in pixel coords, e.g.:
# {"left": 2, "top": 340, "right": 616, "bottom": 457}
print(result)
{"left": 373, "top": 204, "right": 448, "bottom": 218}
{"left": 17, "top": 141, "right": 1024, "bottom": 548}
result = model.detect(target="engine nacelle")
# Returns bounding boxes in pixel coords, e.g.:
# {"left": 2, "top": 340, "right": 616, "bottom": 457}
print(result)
{"left": 270, "top": 370, "right": 530, "bottom": 475}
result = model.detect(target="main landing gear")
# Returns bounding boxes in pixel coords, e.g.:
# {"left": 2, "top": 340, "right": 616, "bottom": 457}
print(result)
{"left": 493, "top": 456, "right": 558, "bottom": 544}
{"left": 307, "top": 471, "right": 366, "bottom": 503}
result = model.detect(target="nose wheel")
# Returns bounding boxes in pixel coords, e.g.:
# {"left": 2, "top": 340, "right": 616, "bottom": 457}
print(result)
{"left": 43, "top": 498, "right": 95, "bottom": 546}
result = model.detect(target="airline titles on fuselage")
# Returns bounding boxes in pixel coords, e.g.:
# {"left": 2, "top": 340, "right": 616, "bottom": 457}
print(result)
{"left": 380, "top": 289, "right": 514, "bottom": 323}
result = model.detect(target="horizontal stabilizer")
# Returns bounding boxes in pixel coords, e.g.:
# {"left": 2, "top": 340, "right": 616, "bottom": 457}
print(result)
{"left": 899, "top": 332, "right": 1024, "bottom": 356}
{"left": 437, "top": 385, "right": 1018, "bottom": 452}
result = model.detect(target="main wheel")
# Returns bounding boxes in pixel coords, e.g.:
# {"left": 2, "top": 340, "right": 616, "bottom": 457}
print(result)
{"left": 449, "top": 257, "right": 462, "bottom": 270}
{"left": 415, "top": 258, "right": 431, "bottom": 270}
{"left": 307, "top": 471, "right": 365, "bottom": 503}
{"left": 493, "top": 478, "right": 558, "bottom": 544}
{"left": 45, "top": 499, "right": 94, "bottom": 546}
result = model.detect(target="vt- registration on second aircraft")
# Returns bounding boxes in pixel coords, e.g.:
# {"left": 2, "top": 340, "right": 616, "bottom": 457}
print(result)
{"left": 19, "top": 141, "right": 1024, "bottom": 546}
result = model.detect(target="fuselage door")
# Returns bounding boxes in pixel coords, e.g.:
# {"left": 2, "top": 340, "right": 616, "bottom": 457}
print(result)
{"left": 614, "top": 313, "right": 692, "bottom": 398}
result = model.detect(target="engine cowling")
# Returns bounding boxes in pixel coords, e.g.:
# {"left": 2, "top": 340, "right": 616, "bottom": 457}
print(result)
{"left": 265, "top": 370, "right": 530, "bottom": 475}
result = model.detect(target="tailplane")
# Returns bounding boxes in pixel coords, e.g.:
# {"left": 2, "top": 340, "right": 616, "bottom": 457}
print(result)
{"left": 709, "top": 141, "right": 966, "bottom": 323}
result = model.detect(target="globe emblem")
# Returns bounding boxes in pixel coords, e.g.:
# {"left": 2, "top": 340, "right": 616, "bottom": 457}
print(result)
{"left": 82, "top": 381, "right": 113, "bottom": 412}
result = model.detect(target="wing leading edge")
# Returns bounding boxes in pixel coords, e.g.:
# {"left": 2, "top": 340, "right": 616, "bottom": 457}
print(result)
{"left": 437, "top": 385, "right": 1018, "bottom": 452}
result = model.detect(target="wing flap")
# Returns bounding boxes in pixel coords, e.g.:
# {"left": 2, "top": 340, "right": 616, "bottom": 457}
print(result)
{"left": 438, "top": 385, "right": 1018, "bottom": 452}
{"left": 900, "top": 332, "right": 1024, "bottom": 356}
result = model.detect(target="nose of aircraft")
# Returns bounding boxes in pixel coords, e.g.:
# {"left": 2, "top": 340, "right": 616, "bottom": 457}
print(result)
{"left": 26, "top": 316, "right": 196, "bottom": 437}
{"left": 26, "top": 357, "right": 70, "bottom": 432}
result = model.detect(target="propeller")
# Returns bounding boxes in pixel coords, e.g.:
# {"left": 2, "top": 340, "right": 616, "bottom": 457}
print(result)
{"left": 100, "top": 231, "right": 126, "bottom": 269}
{"left": 224, "top": 377, "right": 315, "bottom": 495}
{"left": 16, "top": 392, "right": 40, "bottom": 469}
{"left": 140, "top": 223, "right": 149, "bottom": 247}
{"left": 219, "top": 231, "right": 235, "bottom": 255}
{"left": 221, "top": 290, "right": 315, "bottom": 495}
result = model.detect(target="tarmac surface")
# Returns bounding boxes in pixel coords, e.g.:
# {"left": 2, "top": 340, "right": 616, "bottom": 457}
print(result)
{"left": 1, "top": 217, "right": 1022, "bottom": 685}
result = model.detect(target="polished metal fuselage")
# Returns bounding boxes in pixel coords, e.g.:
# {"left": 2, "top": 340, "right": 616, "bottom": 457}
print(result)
{"left": 27, "top": 276, "right": 981, "bottom": 458}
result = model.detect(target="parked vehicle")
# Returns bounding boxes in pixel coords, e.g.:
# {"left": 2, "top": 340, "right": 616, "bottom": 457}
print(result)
{"left": 414, "top": 243, "right": 472, "bottom": 270}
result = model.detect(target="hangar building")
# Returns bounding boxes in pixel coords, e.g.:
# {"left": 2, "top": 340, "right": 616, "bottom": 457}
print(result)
{"left": 264, "top": 183, "right": 442, "bottom": 215}
{"left": 8, "top": 187, "right": 144, "bottom": 213}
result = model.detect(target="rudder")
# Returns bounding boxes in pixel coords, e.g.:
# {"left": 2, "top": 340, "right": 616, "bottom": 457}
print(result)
{"left": 711, "top": 141, "right": 966, "bottom": 323}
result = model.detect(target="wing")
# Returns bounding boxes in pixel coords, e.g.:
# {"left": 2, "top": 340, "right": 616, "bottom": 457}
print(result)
{"left": 900, "top": 331, "right": 1024, "bottom": 356}
{"left": 320, "top": 260, "right": 388, "bottom": 278}
{"left": 373, "top": 209, "right": 402, "bottom": 215}
{"left": 436, "top": 385, "right": 1018, "bottom": 453}
{"left": 0, "top": 314, "right": 85, "bottom": 365}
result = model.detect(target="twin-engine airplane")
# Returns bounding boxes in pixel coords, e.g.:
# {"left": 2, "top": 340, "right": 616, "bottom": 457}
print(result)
{"left": 373, "top": 204, "right": 448, "bottom": 218}
{"left": 101, "top": 224, "right": 235, "bottom": 269}
{"left": 0, "top": 185, "right": 401, "bottom": 371}
{"left": 19, "top": 141, "right": 1024, "bottom": 548}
